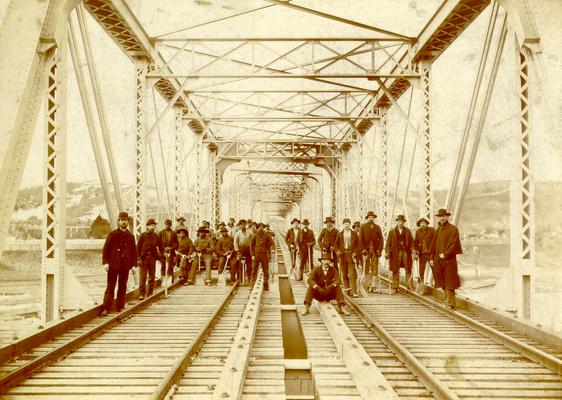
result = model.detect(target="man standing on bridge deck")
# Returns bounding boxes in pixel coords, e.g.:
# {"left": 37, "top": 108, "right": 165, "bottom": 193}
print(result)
{"left": 385, "top": 215, "right": 414, "bottom": 294}
{"left": 285, "top": 218, "right": 301, "bottom": 279}
{"left": 227, "top": 217, "right": 237, "bottom": 237}
{"left": 298, "top": 219, "right": 316, "bottom": 277}
{"left": 175, "top": 227, "right": 193, "bottom": 283}
{"left": 335, "top": 218, "right": 360, "bottom": 297}
{"left": 429, "top": 208, "right": 463, "bottom": 309}
{"left": 250, "top": 223, "right": 273, "bottom": 290}
{"left": 302, "top": 254, "right": 350, "bottom": 316}
{"left": 137, "top": 219, "right": 163, "bottom": 299}
{"left": 101, "top": 211, "right": 137, "bottom": 316}
{"left": 175, "top": 216, "right": 187, "bottom": 233}
{"left": 159, "top": 219, "right": 178, "bottom": 284}
{"left": 318, "top": 216, "right": 338, "bottom": 269}
{"left": 216, "top": 226, "right": 236, "bottom": 283}
{"left": 190, "top": 226, "right": 214, "bottom": 285}
{"left": 414, "top": 217, "right": 436, "bottom": 293}
{"left": 234, "top": 219, "right": 252, "bottom": 284}
{"left": 359, "top": 211, "right": 384, "bottom": 293}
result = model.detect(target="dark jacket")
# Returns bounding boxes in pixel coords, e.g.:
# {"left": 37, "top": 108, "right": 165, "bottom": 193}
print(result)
{"left": 385, "top": 226, "right": 414, "bottom": 272}
{"left": 334, "top": 229, "right": 359, "bottom": 254}
{"left": 414, "top": 226, "right": 436, "bottom": 256}
{"left": 251, "top": 231, "right": 273, "bottom": 256}
{"left": 137, "top": 231, "right": 163, "bottom": 260}
{"left": 359, "top": 222, "right": 384, "bottom": 256}
{"left": 102, "top": 228, "right": 137, "bottom": 270}
{"left": 307, "top": 264, "right": 341, "bottom": 290}
{"left": 285, "top": 227, "right": 301, "bottom": 248}
{"left": 318, "top": 227, "right": 338, "bottom": 254}
{"left": 429, "top": 221, "right": 463, "bottom": 289}
{"left": 159, "top": 228, "right": 179, "bottom": 257}
{"left": 176, "top": 236, "right": 193, "bottom": 257}
{"left": 193, "top": 236, "right": 214, "bottom": 254}
{"left": 215, "top": 235, "right": 234, "bottom": 256}
{"left": 297, "top": 228, "right": 316, "bottom": 251}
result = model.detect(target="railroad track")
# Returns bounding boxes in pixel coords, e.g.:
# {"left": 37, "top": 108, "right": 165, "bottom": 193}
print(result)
{"left": 0, "top": 273, "right": 270, "bottom": 399}
{"left": 344, "top": 287, "right": 562, "bottom": 400}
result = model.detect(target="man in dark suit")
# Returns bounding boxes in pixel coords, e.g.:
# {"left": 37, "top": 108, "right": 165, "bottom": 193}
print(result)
{"left": 429, "top": 208, "right": 463, "bottom": 309}
{"left": 159, "top": 219, "right": 178, "bottom": 285}
{"left": 297, "top": 219, "right": 316, "bottom": 276}
{"left": 284, "top": 218, "right": 301, "bottom": 278}
{"left": 137, "top": 219, "right": 163, "bottom": 298}
{"left": 101, "top": 211, "right": 137, "bottom": 316}
{"left": 385, "top": 215, "right": 414, "bottom": 294}
{"left": 318, "top": 216, "right": 338, "bottom": 269}
{"left": 302, "top": 254, "right": 350, "bottom": 316}
{"left": 359, "top": 211, "right": 384, "bottom": 292}
{"left": 413, "top": 217, "right": 436, "bottom": 292}
{"left": 250, "top": 223, "right": 274, "bottom": 290}
{"left": 334, "top": 218, "right": 360, "bottom": 297}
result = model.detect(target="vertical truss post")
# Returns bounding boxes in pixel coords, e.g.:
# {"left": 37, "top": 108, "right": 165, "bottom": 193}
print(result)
{"left": 194, "top": 136, "right": 203, "bottom": 228}
{"left": 341, "top": 153, "right": 350, "bottom": 219}
{"left": 514, "top": 46, "right": 535, "bottom": 320}
{"left": 330, "top": 165, "right": 337, "bottom": 219}
{"left": 133, "top": 58, "right": 148, "bottom": 238}
{"left": 208, "top": 143, "right": 221, "bottom": 225}
{"left": 378, "top": 108, "right": 389, "bottom": 234}
{"left": 41, "top": 45, "right": 67, "bottom": 323}
{"left": 174, "top": 106, "right": 184, "bottom": 219}
{"left": 357, "top": 135, "right": 366, "bottom": 220}
{"left": 419, "top": 61, "right": 433, "bottom": 225}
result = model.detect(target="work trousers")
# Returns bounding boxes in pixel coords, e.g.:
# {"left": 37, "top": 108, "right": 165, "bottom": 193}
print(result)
{"left": 102, "top": 266, "right": 129, "bottom": 312}
{"left": 391, "top": 250, "right": 411, "bottom": 289}
{"left": 304, "top": 285, "right": 345, "bottom": 306}
{"left": 139, "top": 256, "right": 157, "bottom": 297}
{"left": 237, "top": 246, "right": 251, "bottom": 283}
{"left": 419, "top": 254, "right": 431, "bottom": 280}
{"left": 299, "top": 246, "right": 313, "bottom": 275}
{"left": 251, "top": 251, "right": 270, "bottom": 289}
{"left": 364, "top": 251, "right": 380, "bottom": 288}
{"left": 218, "top": 254, "right": 237, "bottom": 282}
{"left": 189, "top": 253, "right": 212, "bottom": 283}
{"left": 339, "top": 252, "right": 357, "bottom": 295}
{"left": 177, "top": 254, "right": 191, "bottom": 281}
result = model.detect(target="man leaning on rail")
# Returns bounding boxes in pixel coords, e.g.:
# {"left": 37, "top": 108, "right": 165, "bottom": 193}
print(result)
{"left": 101, "top": 211, "right": 137, "bottom": 316}
{"left": 302, "top": 253, "right": 350, "bottom": 316}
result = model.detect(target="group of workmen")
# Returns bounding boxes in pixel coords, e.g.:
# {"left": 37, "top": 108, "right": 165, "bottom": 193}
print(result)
{"left": 100, "top": 212, "right": 274, "bottom": 316}
{"left": 296, "top": 208, "right": 463, "bottom": 316}
{"left": 100, "top": 207, "right": 462, "bottom": 317}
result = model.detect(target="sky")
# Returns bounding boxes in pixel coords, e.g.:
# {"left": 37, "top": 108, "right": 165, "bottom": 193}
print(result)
{"left": 2, "top": 0, "right": 561, "bottom": 193}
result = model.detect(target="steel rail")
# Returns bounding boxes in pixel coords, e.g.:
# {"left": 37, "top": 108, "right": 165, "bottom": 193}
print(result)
{"left": 379, "top": 273, "right": 562, "bottom": 376}
{"left": 151, "top": 282, "right": 240, "bottom": 400}
{"left": 344, "top": 293, "right": 460, "bottom": 400}
{"left": 0, "top": 278, "right": 184, "bottom": 394}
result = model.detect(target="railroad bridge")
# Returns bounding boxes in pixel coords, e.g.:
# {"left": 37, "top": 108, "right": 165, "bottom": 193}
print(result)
{"left": 0, "top": 0, "right": 561, "bottom": 398}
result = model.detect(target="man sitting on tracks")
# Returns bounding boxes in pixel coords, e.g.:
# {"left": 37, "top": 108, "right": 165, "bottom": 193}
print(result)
{"left": 302, "top": 254, "right": 350, "bottom": 316}
{"left": 176, "top": 227, "right": 193, "bottom": 284}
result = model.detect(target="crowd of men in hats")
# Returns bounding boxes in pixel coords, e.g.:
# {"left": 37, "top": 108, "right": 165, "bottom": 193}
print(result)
{"left": 100, "top": 213, "right": 275, "bottom": 315}
{"left": 100, "top": 207, "right": 462, "bottom": 316}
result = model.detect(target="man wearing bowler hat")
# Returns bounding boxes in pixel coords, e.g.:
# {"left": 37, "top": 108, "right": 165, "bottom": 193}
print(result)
{"left": 301, "top": 254, "right": 350, "bottom": 316}
{"left": 250, "top": 223, "right": 274, "bottom": 289}
{"left": 414, "top": 217, "right": 436, "bottom": 292}
{"left": 137, "top": 218, "right": 163, "bottom": 299}
{"left": 159, "top": 219, "right": 179, "bottom": 284}
{"left": 318, "top": 216, "right": 339, "bottom": 269}
{"left": 285, "top": 218, "right": 301, "bottom": 278}
{"left": 101, "top": 211, "right": 137, "bottom": 316}
{"left": 359, "top": 211, "right": 384, "bottom": 292}
{"left": 429, "top": 208, "right": 463, "bottom": 309}
{"left": 385, "top": 215, "right": 414, "bottom": 294}
{"left": 297, "top": 219, "right": 316, "bottom": 277}
{"left": 335, "top": 218, "right": 360, "bottom": 297}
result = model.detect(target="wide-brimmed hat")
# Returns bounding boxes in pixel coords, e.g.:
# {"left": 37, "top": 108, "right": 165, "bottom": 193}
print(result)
{"left": 342, "top": 218, "right": 351, "bottom": 224}
{"left": 324, "top": 216, "right": 335, "bottom": 224}
{"left": 238, "top": 219, "right": 247, "bottom": 225}
{"left": 302, "top": 219, "right": 310, "bottom": 225}
{"left": 395, "top": 215, "right": 406, "bottom": 222}
{"left": 164, "top": 219, "right": 172, "bottom": 225}
{"left": 197, "top": 226, "right": 208, "bottom": 233}
{"left": 318, "top": 253, "right": 332, "bottom": 261}
{"left": 365, "top": 210, "right": 377, "bottom": 218}
{"left": 416, "top": 217, "right": 430, "bottom": 227}
{"left": 177, "top": 227, "right": 188, "bottom": 235}
{"left": 435, "top": 208, "right": 451, "bottom": 217}
{"left": 219, "top": 226, "right": 228, "bottom": 232}
{"left": 353, "top": 221, "right": 360, "bottom": 228}
{"left": 146, "top": 218, "right": 157, "bottom": 226}
{"left": 291, "top": 218, "right": 300, "bottom": 224}
{"left": 176, "top": 216, "right": 186, "bottom": 222}
{"left": 118, "top": 211, "right": 129, "bottom": 220}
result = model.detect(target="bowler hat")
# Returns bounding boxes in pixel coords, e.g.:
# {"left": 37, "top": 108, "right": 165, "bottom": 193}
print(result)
{"left": 177, "top": 216, "right": 186, "bottom": 222}
{"left": 416, "top": 217, "right": 430, "bottom": 227}
{"left": 342, "top": 218, "right": 351, "bottom": 224}
{"left": 177, "top": 227, "right": 188, "bottom": 235}
{"left": 291, "top": 218, "right": 300, "bottom": 224}
{"left": 365, "top": 210, "right": 377, "bottom": 218}
{"left": 146, "top": 218, "right": 157, "bottom": 226}
{"left": 302, "top": 219, "right": 310, "bottom": 225}
{"left": 324, "top": 216, "right": 335, "bottom": 224}
{"left": 435, "top": 208, "right": 451, "bottom": 217}
{"left": 219, "top": 226, "right": 228, "bottom": 232}
{"left": 118, "top": 211, "right": 129, "bottom": 220}
{"left": 395, "top": 215, "right": 406, "bottom": 222}
{"left": 164, "top": 219, "right": 172, "bottom": 225}
{"left": 318, "top": 254, "right": 332, "bottom": 262}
